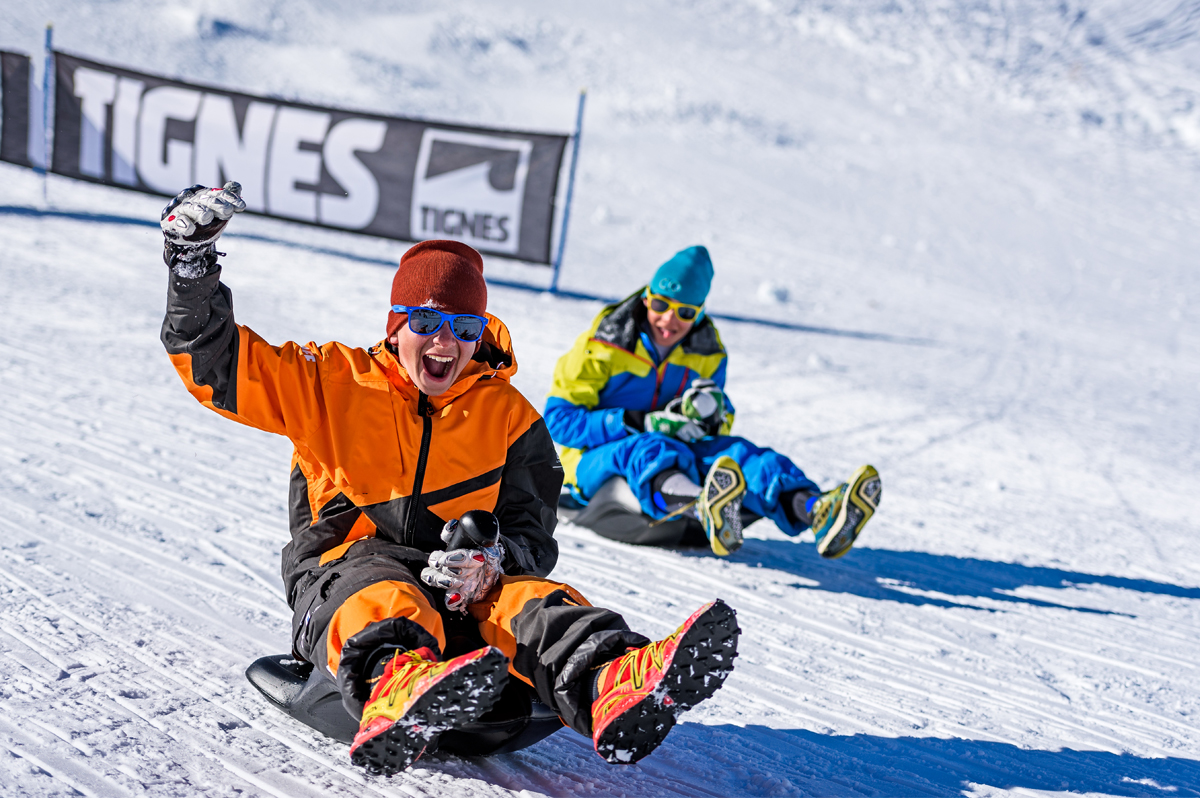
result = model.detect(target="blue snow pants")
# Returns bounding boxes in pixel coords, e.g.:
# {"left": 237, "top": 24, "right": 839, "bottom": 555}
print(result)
{"left": 573, "top": 433, "right": 820, "bottom": 536}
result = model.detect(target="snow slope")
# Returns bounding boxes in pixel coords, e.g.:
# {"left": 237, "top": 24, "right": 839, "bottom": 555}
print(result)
{"left": 1, "top": 0, "right": 1199, "bottom": 796}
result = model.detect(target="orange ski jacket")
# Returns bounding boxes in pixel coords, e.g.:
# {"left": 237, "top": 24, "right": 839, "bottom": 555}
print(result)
{"left": 161, "top": 265, "right": 563, "bottom": 608}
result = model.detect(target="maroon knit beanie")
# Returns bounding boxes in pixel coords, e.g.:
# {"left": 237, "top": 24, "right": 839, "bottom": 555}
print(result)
{"left": 386, "top": 240, "right": 488, "bottom": 338}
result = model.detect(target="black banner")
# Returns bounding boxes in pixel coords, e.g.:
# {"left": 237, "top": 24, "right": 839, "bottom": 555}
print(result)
{"left": 42, "top": 52, "right": 568, "bottom": 263}
{"left": 0, "top": 51, "right": 33, "bottom": 167}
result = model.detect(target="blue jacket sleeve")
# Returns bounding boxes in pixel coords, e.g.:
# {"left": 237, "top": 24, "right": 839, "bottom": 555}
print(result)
{"left": 543, "top": 396, "right": 631, "bottom": 450}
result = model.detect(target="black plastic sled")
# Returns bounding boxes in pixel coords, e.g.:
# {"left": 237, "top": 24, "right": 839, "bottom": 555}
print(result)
{"left": 558, "top": 477, "right": 759, "bottom": 547}
{"left": 246, "top": 654, "right": 564, "bottom": 756}
{"left": 246, "top": 511, "right": 564, "bottom": 758}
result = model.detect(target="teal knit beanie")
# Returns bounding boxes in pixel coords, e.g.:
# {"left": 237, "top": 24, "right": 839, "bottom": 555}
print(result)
{"left": 648, "top": 246, "right": 713, "bottom": 306}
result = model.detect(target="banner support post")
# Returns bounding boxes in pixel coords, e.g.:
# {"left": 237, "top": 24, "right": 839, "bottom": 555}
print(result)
{"left": 549, "top": 88, "right": 586, "bottom": 294}
{"left": 41, "top": 23, "right": 53, "bottom": 204}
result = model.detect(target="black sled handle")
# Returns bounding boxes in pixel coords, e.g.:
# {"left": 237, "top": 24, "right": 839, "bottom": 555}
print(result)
{"left": 445, "top": 510, "right": 500, "bottom": 550}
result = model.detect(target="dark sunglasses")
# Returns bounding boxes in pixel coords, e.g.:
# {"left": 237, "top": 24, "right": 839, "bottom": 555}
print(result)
{"left": 645, "top": 291, "right": 703, "bottom": 321}
{"left": 391, "top": 305, "right": 488, "bottom": 343}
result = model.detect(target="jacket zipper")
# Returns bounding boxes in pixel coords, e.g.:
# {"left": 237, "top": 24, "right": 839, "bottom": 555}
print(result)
{"left": 650, "top": 363, "right": 667, "bottom": 409}
{"left": 674, "top": 370, "right": 689, "bottom": 399}
{"left": 404, "top": 392, "right": 433, "bottom": 544}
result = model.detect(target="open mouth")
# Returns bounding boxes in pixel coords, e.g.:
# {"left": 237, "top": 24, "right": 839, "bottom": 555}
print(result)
{"left": 422, "top": 353, "right": 455, "bottom": 380}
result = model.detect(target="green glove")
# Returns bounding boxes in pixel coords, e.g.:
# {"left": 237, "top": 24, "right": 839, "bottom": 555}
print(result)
{"left": 644, "top": 409, "right": 708, "bottom": 443}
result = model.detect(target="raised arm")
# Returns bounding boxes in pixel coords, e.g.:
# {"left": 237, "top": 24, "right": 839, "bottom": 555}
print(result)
{"left": 158, "top": 183, "right": 326, "bottom": 441}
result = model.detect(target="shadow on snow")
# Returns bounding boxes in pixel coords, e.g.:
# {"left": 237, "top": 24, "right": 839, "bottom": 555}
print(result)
{"left": 653, "top": 724, "right": 1200, "bottom": 797}
{"left": 470, "top": 723, "right": 1199, "bottom": 798}
{"left": 687, "top": 538, "right": 1200, "bottom": 615}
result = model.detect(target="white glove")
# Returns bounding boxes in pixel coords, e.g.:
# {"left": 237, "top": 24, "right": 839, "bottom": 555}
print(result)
{"left": 160, "top": 181, "right": 246, "bottom": 278}
{"left": 644, "top": 378, "right": 726, "bottom": 443}
{"left": 680, "top": 378, "right": 726, "bottom": 432}
{"left": 161, "top": 181, "right": 246, "bottom": 247}
{"left": 420, "top": 520, "right": 505, "bottom": 612}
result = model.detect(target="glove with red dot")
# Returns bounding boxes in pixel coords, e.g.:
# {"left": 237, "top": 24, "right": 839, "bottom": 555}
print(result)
{"left": 420, "top": 520, "right": 506, "bottom": 613}
{"left": 160, "top": 181, "right": 246, "bottom": 278}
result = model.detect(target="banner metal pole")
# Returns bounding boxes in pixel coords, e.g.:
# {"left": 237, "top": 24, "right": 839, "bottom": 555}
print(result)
{"left": 41, "top": 23, "right": 53, "bottom": 204}
{"left": 549, "top": 88, "right": 586, "bottom": 294}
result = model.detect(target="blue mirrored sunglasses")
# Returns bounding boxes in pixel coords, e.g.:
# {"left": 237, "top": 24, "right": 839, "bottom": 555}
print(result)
{"left": 391, "top": 305, "right": 488, "bottom": 343}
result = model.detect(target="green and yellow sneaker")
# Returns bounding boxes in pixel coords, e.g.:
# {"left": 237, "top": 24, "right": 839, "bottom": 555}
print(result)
{"left": 697, "top": 456, "right": 747, "bottom": 556}
{"left": 812, "top": 465, "right": 881, "bottom": 558}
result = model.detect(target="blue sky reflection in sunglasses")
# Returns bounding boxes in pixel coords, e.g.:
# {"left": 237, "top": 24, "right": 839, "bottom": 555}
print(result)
{"left": 391, "top": 305, "right": 488, "bottom": 342}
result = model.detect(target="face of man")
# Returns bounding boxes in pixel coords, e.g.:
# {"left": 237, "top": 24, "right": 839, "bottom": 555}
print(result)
{"left": 644, "top": 298, "right": 695, "bottom": 351}
{"left": 390, "top": 315, "right": 479, "bottom": 396}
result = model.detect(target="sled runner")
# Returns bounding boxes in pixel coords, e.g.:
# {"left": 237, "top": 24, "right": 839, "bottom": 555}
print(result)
{"left": 558, "top": 477, "right": 759, "bottom": 546}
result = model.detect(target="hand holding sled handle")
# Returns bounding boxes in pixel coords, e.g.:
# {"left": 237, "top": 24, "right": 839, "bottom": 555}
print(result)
{"left": 444, "top": 510, "right": 500, "bottom": 551}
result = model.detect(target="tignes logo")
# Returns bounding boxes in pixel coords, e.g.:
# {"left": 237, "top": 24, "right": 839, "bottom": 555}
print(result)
{"left": 411, "top": 129, "right": 532, "bottom": 256}
{"left": 1, "top": 51, "right": 568, "bottom": 263}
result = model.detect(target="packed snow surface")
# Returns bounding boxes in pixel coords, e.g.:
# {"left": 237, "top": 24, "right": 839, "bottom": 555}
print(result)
{"left": 2, "top": 0, "right": 1199, "bottom": 796}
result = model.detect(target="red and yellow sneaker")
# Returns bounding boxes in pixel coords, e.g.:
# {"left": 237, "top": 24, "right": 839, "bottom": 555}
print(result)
{"left": 348, "top": 645, "right": 508, "bottom": 775}
{"left": 591, "top": 599, "right": 740, "bottom": 765}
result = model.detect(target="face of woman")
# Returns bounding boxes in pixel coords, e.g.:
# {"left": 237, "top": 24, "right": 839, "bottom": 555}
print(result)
{"left": 644, "top": 301, "right": 695, "bottom": 350}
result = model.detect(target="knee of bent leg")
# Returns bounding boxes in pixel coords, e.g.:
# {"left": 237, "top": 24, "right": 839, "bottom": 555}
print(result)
{"left": 326, "top": 580, "right": 445, "bottom": 677}
{"left": 327, "top": 582, "right": 448, "bottom": 718}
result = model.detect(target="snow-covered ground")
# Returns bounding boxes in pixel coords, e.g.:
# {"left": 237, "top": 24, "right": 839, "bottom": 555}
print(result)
{"left": 2, "top": 1, "right": 1199, "bottom": 796}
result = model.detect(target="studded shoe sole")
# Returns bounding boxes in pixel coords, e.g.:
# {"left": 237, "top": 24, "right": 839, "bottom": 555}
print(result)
{"left": 815, "top": 465, "right": 882, "bottom": 559}
{"left": 698, "top": 457, "right": 747, "bottom": 556}
{"left": 594, "top": 599, "right": 740, "bottom": 765}
{"left": 349, "top": 647, "right": 508, "bottom": 776}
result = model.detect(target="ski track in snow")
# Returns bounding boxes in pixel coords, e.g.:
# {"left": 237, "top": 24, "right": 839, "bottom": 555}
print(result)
{"left": 2, "top": 0, "right": 1200, "bottom": 796}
